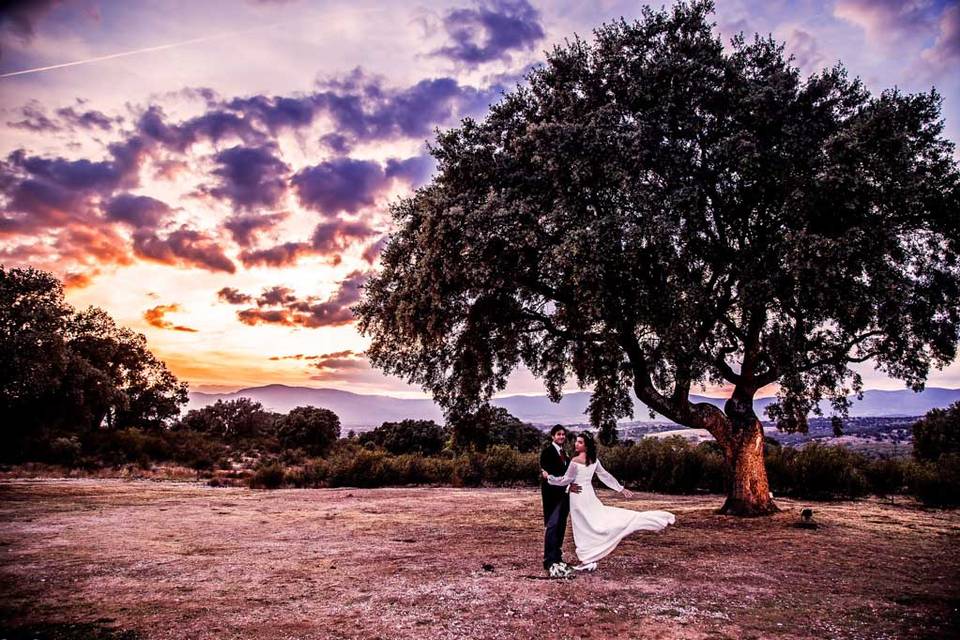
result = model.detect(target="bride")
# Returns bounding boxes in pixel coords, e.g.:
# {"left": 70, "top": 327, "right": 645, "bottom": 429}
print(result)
{"left": 542, "top": 431, "right": 676, "bottom": 572}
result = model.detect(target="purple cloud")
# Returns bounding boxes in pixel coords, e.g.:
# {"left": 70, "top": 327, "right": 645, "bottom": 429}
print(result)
{"left": 239, "top": 241, "right": 311, "bottom": 268}
{"left": 385, "top": 154, "right": 436, "bottom": 188}
{"left": 0, "top": 0, "right": 59, "bottom": 57}
{"left": 433, "top": 0, "right": 545, "bottom": 66}
{"left": 218, "top": 287, "right": 253, "bottom": 304}
{"left": 6, "top": 102, "right": 61, "bottom": 132}
{"left": 224, "top": 94, "right": 319, "bottom": 134}
{"left": 104, "top": 193, "right": 172, "bottom": 228}
{"left": 207, "top": 144, "right": 289, "bottom": 211}
{"left": 292, "top": 157, "right": 389, "bottom": 216}
{"left": 55, "top": 105, "right": 120, "bottom": 132}
{"left": 133, "top": 226, "right": 236, "bottom": 273}
{"left": 361, "top": 235, "right": 388, "bottom": 264}
{"left": 135, "top": 105, "right": 265, "bottom": 153}
{"left": 923, "top": 4, "right": 960, "bottom": 69}
{"left": 834, "top": 0, "right": 938, "bottom": 45}
{"left": 311, "top": 219, "right": 377, "bottom": 254}
{"left": 224, "top": 211, "right": 288, "bottom": 247}
{"left": 227, "top": 270, "right": 369, "bottom": 328}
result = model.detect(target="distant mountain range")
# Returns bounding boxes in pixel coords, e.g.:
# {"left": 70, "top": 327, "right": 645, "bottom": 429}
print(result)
{"left": 187, "top": 385, "right": 960, "bottom": 428}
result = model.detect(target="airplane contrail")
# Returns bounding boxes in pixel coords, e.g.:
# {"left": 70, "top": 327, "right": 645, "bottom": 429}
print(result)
{"left": 0, "top": 23, "right": 285, "bottom": 79}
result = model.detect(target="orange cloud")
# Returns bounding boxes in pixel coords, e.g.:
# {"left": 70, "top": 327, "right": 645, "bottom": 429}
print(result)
{"left": 143, "top": 303, "right": 199, "bottom": 332}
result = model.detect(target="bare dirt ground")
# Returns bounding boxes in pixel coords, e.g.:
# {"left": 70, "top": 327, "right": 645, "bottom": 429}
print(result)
{"left": 1, "top": 479, "right": 958, "bottom": 640}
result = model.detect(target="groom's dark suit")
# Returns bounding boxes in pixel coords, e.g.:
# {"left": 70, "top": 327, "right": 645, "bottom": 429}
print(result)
{"left": 541, "top": 442, "right": 570, "bottom": 569}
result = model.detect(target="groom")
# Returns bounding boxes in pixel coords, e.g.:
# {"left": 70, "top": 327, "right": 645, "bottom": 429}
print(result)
{"left": 540, "top": 425, "right": 580, "bottom": 575}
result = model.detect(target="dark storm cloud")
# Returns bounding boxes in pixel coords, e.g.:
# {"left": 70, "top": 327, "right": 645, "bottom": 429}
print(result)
{"left": 433, "top": 0, "right": 545, "bottom": 66}
{"left": 133, "top": 226, "right": 236, "bottom": 273}
{"left": 104, "top": 193, "right": 172, "bottom": 228}
{"left": 207, "top": 144, "right": 289, "bottom": 211}
{"left": 224, "top": 211, "right": 288, "bottom": 247}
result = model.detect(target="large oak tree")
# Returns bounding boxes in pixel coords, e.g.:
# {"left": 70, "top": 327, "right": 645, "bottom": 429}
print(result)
{"left": 356, "top": 1, "right": 960, "bottom": 515}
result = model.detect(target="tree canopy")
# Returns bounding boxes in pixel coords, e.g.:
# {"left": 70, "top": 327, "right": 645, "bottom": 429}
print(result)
{"left": 1, "top": 266, "right": 188, "bottom": 459}
{"left": 356, "top": 1, "right": 960, "bottom": 514}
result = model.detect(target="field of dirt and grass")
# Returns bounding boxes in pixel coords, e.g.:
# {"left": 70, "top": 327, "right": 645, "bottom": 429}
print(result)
{"left": 1, "top": 479, "right": 958, "bottom": 640}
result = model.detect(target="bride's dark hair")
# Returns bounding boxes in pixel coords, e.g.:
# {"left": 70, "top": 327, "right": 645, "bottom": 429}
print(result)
{"left": 579, "top": 431, "right": 597, "bottom": 465}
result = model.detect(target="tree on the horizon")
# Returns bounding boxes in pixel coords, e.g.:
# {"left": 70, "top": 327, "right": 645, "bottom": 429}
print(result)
{"left": 449, "top": 405, "right": 544, "bottom": 452}
{"left": 1, "top": 266, "right": 188, "bottom": 459}
{"left": 276, "top": 405, "right": 341, "bottom": 456}
{"left": 178, "top": 397, "right": 280, "bottom": 440}
{"left": 355, "top": 1, "right": 960, "bottom": 515}
{"left": 359, "top": 419, "right": 449, "bottom": 455}
{"left": 913, "top": 402, "right": 960, "bottom": 462}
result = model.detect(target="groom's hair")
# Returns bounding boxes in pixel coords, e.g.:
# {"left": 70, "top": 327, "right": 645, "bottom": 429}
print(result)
{"left": 549, "top": 425, "right": 566, "bottom": 436}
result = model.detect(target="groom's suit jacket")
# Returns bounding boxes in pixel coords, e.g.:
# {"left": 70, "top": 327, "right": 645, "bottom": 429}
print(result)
{"left": 540, "top": 443, "right": 570, "bottom": 518}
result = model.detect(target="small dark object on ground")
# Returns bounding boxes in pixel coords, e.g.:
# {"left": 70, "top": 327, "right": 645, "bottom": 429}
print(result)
{"left": 482, "top": 563, "right": 494, "bottom": 571}
{"left": 797, "top": 507, "right": 818, "bottom": 529}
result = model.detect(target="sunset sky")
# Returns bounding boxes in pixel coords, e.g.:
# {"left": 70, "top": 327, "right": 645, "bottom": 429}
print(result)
{"left": 1, "top": 0, "right": 958, "bottom": 398}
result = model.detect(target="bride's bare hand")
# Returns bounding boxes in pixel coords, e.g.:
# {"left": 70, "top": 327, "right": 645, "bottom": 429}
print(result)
{"left": 621, "top": 488, "right": 634, "bottom": 499}
{"left": 541, "top": 469, "right": 549, "bottom": 479}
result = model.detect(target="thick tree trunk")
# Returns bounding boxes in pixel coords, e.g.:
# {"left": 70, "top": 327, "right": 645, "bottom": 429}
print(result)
{"left": 717, "top": 418, "right": 778, "bottom": 516}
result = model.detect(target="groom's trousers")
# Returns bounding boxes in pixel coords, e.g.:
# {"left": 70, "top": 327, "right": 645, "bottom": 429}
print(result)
{"left": 543, "top": 497, "right": 570, "bottom": 569}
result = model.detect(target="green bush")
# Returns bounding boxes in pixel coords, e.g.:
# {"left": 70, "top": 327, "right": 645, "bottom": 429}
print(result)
{"left": 482, "top": 445, "right": 539, "bottom": 485}
{"left": 452, "top": 453, "right": 485, "bottom": 487}
{"left": 600, "top": 436, "right": 724, "bottom": 494}
{"left": 249, "top": 461, "right": 286, "bottom": 489}
{"left": 285, "top": 458, "right": 330, "bottom": 488}
{"left": 865, "top": 457, "right": 906, "bottom": 498}
{"left": 47, "top": 436, "right": 82, "bottom": 466}
{"left": 327, "top": 448, "right": 391, "bottom": 487}
{"left": 906, "top": 454, "right": 960, "bottom": 506}
{"left": 778, "top": 442, "right": 871, "bottom": 499}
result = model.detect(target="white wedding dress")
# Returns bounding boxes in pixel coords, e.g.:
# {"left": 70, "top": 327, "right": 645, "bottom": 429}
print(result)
{"left": 547, "top": 459, "right": 676, "bottom": 564}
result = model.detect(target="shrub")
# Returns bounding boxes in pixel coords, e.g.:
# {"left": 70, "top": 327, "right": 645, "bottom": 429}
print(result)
{"left": 285, "top": 458, "right": 330, "bottom": 488}
{"left": 906, "top": 454, "right": 960, "bottom": 507}
{"left": 482, "top": 445, "right": 539, "bottom": 485}
{"left": 785, "top": 442, "right": 871, "bottom": 499}
{"left": 327, "top": 448, "right": 390, "bottom": 487}
{"left": 249, "top": 461, "right": 286, "bottom": 489}
{"left": 47, "top": 436, "right": 82, "bottom": 466}
{"left": 865, "top": 457, "right": 906, "bottom": 498}
{"left": 452, "top": 453, "right": 485, "bottom": 487}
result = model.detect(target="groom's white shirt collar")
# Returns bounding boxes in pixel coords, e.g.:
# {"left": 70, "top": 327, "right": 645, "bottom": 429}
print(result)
{"left": 553, "top": 442, "right": 563, "bottom": 456}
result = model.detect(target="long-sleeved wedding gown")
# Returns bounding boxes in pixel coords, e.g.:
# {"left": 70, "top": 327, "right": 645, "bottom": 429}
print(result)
{"left": 547, "top": 459, "right": 676, "bottom": 564}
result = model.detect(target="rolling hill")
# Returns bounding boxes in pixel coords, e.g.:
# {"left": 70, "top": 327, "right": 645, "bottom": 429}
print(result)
{"left": 187, "top": 385, "right": 960, "bottom": 428}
